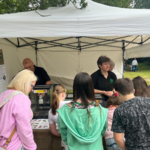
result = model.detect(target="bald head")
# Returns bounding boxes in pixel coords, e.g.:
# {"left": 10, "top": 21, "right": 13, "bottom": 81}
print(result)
{"left": 23, "top": 58, "right": 35, "bottom": 72}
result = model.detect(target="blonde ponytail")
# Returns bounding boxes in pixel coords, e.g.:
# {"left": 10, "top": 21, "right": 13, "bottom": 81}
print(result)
{"left": 52, "top": 92, "right": 60, "bottom": 115}
{"left": 51, "top": 85, "right": 66, "bottom": 115}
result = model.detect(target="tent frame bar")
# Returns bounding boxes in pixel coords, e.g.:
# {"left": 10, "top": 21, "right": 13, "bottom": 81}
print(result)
{"left": 125, "top": 35, "right": 139, "bottom": 48}
{"left": 17, "top": 38, "right": 20, "bottom": 47}
{"left": 35, "top": 41, "right": 38, "bottom": 65}
{"left": 3, "top": 35, "right": 150, "bottom": 52}
{"left": 20, "top": 38, "right": 35, "bottom": 49}
{"left": 142, "top": 37, "right": 150, "bottom": 44}
{"left": 122, "top": 40, "right": 125, "bottom": 77}
{"left": 4, "top": 38, "right": 18, "bottom": 47}
{"left": 25, "top": 37, "right": 78, "bottom": 50}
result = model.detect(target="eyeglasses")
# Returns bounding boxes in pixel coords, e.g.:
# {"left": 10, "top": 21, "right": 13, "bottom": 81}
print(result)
{"left": 31, "top": 84, "right": 34, "bottom": 88}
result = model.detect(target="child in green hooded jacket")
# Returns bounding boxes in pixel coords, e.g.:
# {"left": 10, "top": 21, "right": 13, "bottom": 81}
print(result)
{"left": 57, "top": 72, "right": 108, "bottom": 150}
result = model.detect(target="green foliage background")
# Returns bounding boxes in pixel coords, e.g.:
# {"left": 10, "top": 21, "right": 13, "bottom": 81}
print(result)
{"left": 92, "top": 0, "right": 132, "bottom": 8}
{"left": 0, "top": 1, "right": 150, "bottom": 14}
{"left": 0, "top": 0, "right": 87, "bottom": 14}
{"left": 134, "top": 0, "right": 150, "bottom": 8}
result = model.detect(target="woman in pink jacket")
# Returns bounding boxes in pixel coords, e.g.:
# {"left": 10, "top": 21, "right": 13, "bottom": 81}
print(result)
{"left": 104, "top": 95, "right": 122, "bottom": 150}
{"left": 0, "top": 69, "right": 37, "bottom": 150}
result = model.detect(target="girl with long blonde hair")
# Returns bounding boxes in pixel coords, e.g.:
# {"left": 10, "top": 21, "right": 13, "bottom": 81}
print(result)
{"left": 48, "top": 85, "right": 70, "bottom": 136}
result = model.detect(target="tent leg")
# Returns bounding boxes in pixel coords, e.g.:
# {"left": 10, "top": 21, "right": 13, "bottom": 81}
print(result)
{"left": 122, "top": 40, "right": 125, "bottom": 78}
{"left": 35, "top": 41, "right": 38, "bottom": 66}
{"left": 17, "top": 38, "right": 20, "bottom": 47}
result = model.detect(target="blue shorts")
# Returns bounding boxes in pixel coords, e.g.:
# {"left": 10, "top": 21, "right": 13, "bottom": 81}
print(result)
{"left": 105, "top": 138, "right": 121, "bottom": 150}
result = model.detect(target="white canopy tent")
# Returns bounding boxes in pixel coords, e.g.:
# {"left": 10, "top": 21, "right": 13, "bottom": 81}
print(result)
{"left": 126, "top": 42, "right": 150, "bottom": 59}
{"left": 0, "top": 0, "right": 150, "bottom": 89}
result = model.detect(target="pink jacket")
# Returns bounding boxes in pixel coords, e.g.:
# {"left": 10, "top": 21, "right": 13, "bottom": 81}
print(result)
{"left": 0, "top": 90, "right": 37, "bottom": 150}
{"left": 104, "top": 108, "right": 116, "bottom": 140}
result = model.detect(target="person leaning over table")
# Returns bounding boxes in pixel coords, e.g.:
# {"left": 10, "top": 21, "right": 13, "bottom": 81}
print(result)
{"left": 91, "top": 55, "right": 117, "bottom": 107}
{"left": 23, "top": 58, "right": 51, "bottom": 85}
{"left": 0, "top": 70, "right": 37, "bottom": 150}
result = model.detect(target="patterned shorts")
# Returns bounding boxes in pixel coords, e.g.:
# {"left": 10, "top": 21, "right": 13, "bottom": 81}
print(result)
{"left": 105, "top": 138, "right": 121, "bottom": 150}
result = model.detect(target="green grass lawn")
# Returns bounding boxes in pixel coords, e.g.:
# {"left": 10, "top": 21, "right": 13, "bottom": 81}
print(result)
{"left": 138, "top": 62, "right": 150, "bottom": 71}
{"left": 124, "top": 70, "right": 150, "bottom": 85}
{"left": 124, "top": 70, "right": 150, "bottom": 79}
{"left": 66, "top": 90, "right": 73, "bottom": 93}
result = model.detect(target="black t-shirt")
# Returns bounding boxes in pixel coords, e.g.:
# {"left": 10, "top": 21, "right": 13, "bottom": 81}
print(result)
{"left": 34, "top": 65, "right": 50, "bottom": 85}
{"left": 111, "top": 97, "right": 150, "bottom": 150}
{"left": 91, "top": 69, "right": 117, "bottom": 101}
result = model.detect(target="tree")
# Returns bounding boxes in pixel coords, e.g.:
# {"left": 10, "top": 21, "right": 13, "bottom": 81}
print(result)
{"left": 0, "top": 0, "right": 134, "bottom": 15}
{"left": 133, "top": 0, "right": 150, "bottom": 8}
{"left": 92, "top": 0, "right": 132, "bottom": 8}
{"left": 0, "top": 0, "right": 32, "bottom": 14}
{"left": 0, "top": 0, "right": 87, "bottom": 14}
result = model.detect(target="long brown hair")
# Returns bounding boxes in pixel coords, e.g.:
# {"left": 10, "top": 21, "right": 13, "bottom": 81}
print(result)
{"left": 73, "top": 72, "right": 99, "bottom": 126}
{"left": 73, "top": 72, "right": 95, "bottom": 108}
{"left": 132, "top": 76, "right": 150, "bottom": 97}
{"left": 51, "top": 85, "right": 66, "bottom": 115}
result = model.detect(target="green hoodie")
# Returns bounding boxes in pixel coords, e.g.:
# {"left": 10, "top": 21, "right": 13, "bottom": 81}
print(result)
{"left": 57, "top": 104, "right": 108, "bottom": 150}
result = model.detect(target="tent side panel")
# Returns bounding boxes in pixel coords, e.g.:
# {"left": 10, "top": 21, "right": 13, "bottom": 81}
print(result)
{"left": 38, "top": 51, "right": 78, "bottom": 90}
{"left": 38, "top": 50, "right": 123, "bottom": 89}
{"left": 0, "top": 39, "right": 36, "bottom": 86}
{"left": 0, "top": 39, "right": 22, "bottom": 83}
{"left": 126, "top": 43, "right": 150, "bottom": 59}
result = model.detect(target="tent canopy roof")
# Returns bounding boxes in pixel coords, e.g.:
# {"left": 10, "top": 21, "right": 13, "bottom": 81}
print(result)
{"left": 1, "top": 0, "right": 150, "bottom": 38}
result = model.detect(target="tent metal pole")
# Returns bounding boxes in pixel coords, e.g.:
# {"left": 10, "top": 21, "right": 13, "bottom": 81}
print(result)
{"left": 35, "top": 41, "right": 38, "bottom": 66}
{"left": 141, "top": 35, "right": 143, "bottom": 44}
{"left": 17, "top": 38, "right": 20, "bottom": 47}
{"left": 4, "top": 38, "right": 18, "bottom": 47}
{"left": 26, "top": 37, "right": 75, "bottom": 44}
{"left": 142, "top": 37, "right": 150, "bottom": 44}
{"left": 122, "top": 40, "right": 125, "bottom": 78}
{"left": 76, "top": 37, "right": 81, "bottom": 51}
{"left": 125, "top": 35, "right": 139, "bottom": 48}
{"left": 20, "top": 38, "right": 35, "bottom": 49}
{"left": 25, "top": 37, "right": 77, "bottom": 50}
{"left": 81, "top": 44, "right": 122, "bottom": 50}
{"left": 86, "top": 36, "right": 139, "bottom": 44}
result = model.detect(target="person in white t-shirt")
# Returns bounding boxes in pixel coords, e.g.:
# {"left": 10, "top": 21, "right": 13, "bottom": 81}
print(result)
{"left": 48, "top": 85, "right": 70, "bottom": 137}
{"left": 132, "top": 58, "right": 138, "bottom": 71}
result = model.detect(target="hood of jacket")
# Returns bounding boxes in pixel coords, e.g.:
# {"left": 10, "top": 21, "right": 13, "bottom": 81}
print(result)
{"left": 57, "top": 104, "right": 108, "bottom": 144}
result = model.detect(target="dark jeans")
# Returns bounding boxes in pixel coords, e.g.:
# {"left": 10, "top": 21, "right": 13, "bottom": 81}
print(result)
{"left": 132, "top": 65, "right": 137, "bottom": 71}
{"left": 124, "top": 64, "right": 126, "bottom": 71}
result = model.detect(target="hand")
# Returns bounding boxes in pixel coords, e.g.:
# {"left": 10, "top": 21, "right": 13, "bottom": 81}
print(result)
{"left": 106, "top": 91, "right": 114, "bottom": 97}
{"left": 38, "top": 93, "right": 45, "bottom": 97}
{"left": 102, "top": 91, "right": 109, "bottom": 96}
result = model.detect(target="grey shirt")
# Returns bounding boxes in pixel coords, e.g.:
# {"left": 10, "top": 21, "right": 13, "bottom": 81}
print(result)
{"left": 111, "top": 97, "right": 150, "bottom": 150}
